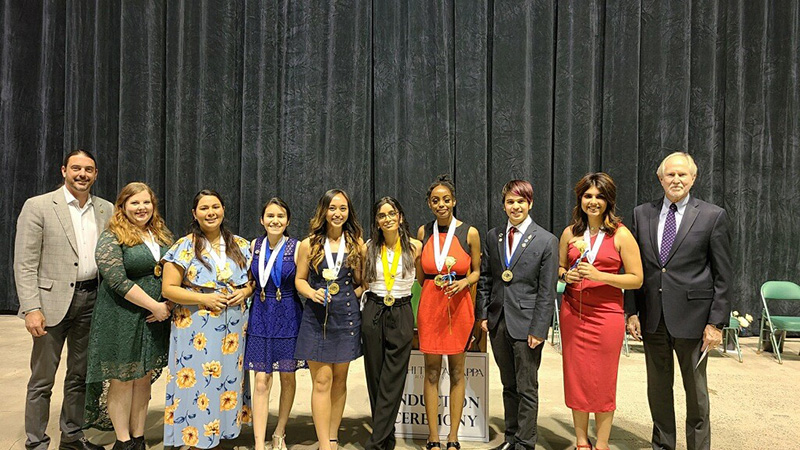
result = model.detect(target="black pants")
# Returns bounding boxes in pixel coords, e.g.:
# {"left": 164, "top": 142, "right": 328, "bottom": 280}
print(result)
{"left": 361, "top": 296, "right": 414, "bottom": 450}
{"left": 489, "top": 314, "right": 544, "bottom": 450}
{"left": 643, "top": 315, "right": 711, "bottom": 450}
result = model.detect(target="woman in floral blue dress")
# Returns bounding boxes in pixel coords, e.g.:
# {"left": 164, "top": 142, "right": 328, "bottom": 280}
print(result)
{"left": 160, "top": 189, "right": 254, "bottom": 448}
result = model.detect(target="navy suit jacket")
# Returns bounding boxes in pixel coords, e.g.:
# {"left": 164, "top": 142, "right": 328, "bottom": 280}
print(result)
{"left": 624, "top": 196, "right": 732, "bottom": 339}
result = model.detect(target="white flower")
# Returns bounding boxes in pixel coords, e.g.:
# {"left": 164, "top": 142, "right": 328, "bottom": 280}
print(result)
{"left": 745, "top": 314, "right": 753, "bottom": 322}
{"left": 732, "top": 310, "right": 740, "bottom": 317}
{"left": 737, "top": 316, "right": 750, "bottom": 328}
{"left": 322, "top": 268, "right": 337, "bottom": 281}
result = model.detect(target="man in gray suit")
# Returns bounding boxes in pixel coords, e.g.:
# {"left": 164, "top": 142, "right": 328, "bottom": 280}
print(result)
{"left": 625, "top": 152, "right": 731, "bottom": 450}
{"left": 14, "top": 150, "right": 111, "bottom": 450}
{"left": 477, "top": 180, "right": 558, "bottom": 450}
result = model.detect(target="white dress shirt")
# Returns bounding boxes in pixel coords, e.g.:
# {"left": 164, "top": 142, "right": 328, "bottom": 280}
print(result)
{"left": 505, "top": 215, "right": 532, "bottom": 260}
{"left": 657, "top": 194, "right": 690, "bottom": 248}
{"left": 63, "top": 185, "right": 98, "bottom": 281}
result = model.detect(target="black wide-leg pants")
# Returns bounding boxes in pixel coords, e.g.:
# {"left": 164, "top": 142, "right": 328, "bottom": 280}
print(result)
{"left": 361, "top": 295, "right": 414, "bottom": 450}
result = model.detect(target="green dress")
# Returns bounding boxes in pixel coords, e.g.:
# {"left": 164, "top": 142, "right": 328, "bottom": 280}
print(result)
{"left": 84, "top": 229, "right": 171, "bottom": 430}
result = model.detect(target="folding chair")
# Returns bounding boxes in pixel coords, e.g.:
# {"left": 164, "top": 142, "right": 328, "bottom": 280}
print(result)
{"left": 550, "top": 281, "right": 566, "bottom": 353}
{"left": 758, "top": 281, "right": 800, "bottom": 364}
{"left": 722, "top": 314, "right": 743, "bottom": 363}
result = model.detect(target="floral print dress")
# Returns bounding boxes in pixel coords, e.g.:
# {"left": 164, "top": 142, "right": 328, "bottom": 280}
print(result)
{"left": 161, "top": 234, "right": 252, "bottom": 448}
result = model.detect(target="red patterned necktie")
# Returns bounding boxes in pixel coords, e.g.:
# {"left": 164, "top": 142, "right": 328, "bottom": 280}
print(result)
{"left": 508, "top": 226, "right": 516, "bottom": 254}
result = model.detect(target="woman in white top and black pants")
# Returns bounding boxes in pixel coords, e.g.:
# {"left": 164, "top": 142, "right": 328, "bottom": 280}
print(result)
{"left": 360, "top": 197, "right": 423, "bottom": 450}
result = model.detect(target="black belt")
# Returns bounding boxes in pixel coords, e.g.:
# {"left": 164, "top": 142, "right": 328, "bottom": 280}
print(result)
{"left": 423, "top": 274, "right": 466, "bottom": 280}
{"left": 365, "top": 291, "right": 412, "bottom": 307}
{"left": 75, "top": 278, "right": 98, "bottom": 291}
{"left": 366, "top": 292, "right": 412, "bottom": 325}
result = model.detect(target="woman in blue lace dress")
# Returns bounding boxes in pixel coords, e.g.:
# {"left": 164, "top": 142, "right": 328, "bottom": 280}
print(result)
{"left": 244, "top": 197, "right": 307, "bottom": 450}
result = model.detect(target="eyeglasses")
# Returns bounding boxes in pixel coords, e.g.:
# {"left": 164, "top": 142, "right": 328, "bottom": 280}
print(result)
{"left": 377, "top": 210, "right": 398, "bottom": 221}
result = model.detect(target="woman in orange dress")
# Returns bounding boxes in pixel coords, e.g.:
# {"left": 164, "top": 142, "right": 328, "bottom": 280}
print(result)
{"left": 416, "top": 175, "right": 481, "bottom": 450}
{"left": 558, "top": 173, "right": 643, "bottom": 450}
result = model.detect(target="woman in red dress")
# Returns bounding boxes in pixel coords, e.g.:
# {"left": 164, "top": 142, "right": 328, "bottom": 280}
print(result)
{"left": 558, "top": 173, "right": 643, "bottom": 450}
{"left": 416, "top": 175, "right": 481, "bottom": 450}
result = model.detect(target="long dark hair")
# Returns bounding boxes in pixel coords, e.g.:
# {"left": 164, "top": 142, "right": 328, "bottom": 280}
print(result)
{"left": 364, "top": 197, "right": 415, "bottom": 283}
{"left": 307, "top": 189, "right": 363, "bottom": 272}
{"left": 260, "top": 197, "right": 291, "bottom": 237}
{"left": 570, "top": 173, "right": 622, "bottom": 236}
{"left": 188, "top": 189, "right": 247, "bottom": 269}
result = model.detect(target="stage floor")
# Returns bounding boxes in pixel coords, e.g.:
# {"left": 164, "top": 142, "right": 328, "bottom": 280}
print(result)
{"left": 1, "top": 315, "right": 797, "bottom": 449}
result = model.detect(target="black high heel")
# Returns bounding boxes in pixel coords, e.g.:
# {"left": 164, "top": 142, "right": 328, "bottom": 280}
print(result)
{"left": 426, "top": 441, "right": 442, "bottom": 450}
{"left": 446, "top": 442, "right": 461, "bottom": 450}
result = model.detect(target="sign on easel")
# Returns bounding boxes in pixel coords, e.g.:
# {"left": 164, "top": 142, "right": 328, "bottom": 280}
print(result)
{"left": 394, "top": 350, "right": 489, "bottom": 442}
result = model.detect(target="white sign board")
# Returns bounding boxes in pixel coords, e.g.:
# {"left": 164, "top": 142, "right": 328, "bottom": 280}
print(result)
{"left": 395, "top": 350, "right": 489, "bottom": 442}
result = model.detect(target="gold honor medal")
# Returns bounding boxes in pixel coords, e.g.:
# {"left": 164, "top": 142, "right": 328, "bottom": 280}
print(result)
{"left": 434, "top": 274, "right": 445, "bottom": 287}
{"left": 329, "top": 282, "right": 340, "bottom": 295}
{"left": 276, "top": 288, "right": 281, "bottom": 301}
{"left": 383, "top": 294, "right": 395, "bottom": 307}
{"left": 153, "top": 264, "right": 162, "bottom": 277}
{"left": 502, "top": 269, "right": 514, "bottom": 282}
{"left": 260, "top": 290, "right": 266, "bottom": 302}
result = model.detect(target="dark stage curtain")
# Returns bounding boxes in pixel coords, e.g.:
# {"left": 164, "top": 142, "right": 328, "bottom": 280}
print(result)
{"left": 2, "top": 1, "right": 798, "bottom": 319}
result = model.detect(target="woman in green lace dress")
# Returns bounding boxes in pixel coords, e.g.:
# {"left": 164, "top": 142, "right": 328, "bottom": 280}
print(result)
{"left": 84, "top": 182, "right": 173, "bottom": 450}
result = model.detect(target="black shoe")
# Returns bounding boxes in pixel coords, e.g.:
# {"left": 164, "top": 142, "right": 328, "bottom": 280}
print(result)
{"left": 59, "top": 438, "right": 105, "bottom": 450}
{"left": 130, "top": 437, "right": 145, "bottom": 450}
{"left": 491, "top": 443, "right": 514, "bottom": 450}
{"left": 110, "top": 441, "right": 134, "bottom": 450}
{"left": 446, "top": 442, "right": 461, "bottom": 450}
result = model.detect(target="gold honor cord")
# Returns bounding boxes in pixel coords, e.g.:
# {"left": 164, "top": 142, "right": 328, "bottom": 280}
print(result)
{"left": 380, "top": 241, "right": 402, "bottom": 306}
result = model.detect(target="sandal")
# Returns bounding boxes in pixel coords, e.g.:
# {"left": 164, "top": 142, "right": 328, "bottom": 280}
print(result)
{"left": 426, "top": 441, "right": 442, "bottom": 450}
{"left": 272, "top": 434, "right": 287, "bottom": 450}
{"left": 576, "top": 443, "right": 593, "bottom": 449}
{"left": 446, "top": 442, "right": 461, "bottom": 450}
{"left": 330, "top": 438, "right": 339, "bottom": 450}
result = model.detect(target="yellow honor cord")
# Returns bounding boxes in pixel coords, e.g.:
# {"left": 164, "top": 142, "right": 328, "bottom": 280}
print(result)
{"left": 381, "top": 241, "right": 402, "bottom": 294}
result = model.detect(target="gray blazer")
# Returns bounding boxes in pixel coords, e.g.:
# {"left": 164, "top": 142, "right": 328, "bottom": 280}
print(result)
{"left": 14, "top": 188, "right": 112, "bottom": 325}
{"left": 477, "top": 220, "right": 559, "bottom": 340}
{"left": 624, "top": 196, "right": 731, "bottom": 339}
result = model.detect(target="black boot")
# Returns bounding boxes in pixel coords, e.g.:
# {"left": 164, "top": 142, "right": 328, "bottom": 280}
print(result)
{"left": 130, "top": 437, "right": 145, "bottom": 450}
{"left": 111, "top": 441, "right": 132, "bottom": 450}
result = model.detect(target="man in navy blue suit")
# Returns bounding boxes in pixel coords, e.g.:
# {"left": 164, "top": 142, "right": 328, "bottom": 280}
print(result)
{"left": 625, "top": 152, "right": 732, "bottom": 450}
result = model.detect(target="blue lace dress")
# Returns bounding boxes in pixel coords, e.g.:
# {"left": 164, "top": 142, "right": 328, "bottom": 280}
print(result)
{"left": 244, "top": 236, "right": 307, "bottom": 372}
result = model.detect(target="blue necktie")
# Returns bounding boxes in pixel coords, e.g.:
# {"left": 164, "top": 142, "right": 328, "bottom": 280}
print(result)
{"left": 660, "top": 203, "right": 678, "bottom": 266}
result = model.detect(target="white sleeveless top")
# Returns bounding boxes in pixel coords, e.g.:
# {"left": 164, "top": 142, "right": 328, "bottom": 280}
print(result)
{"left": 369, "top": 253, "right": 415, "bottom": 297}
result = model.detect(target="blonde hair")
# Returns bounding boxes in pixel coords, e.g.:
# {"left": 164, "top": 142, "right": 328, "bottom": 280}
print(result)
{"left": 656, "top": 152, "right": 698, "bottom": 178}
{"left": 108, "top": 182, "right": 173, "bottom": 247}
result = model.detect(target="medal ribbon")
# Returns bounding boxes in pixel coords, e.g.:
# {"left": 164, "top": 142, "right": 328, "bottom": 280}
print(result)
{"left": 324, "top": 237, "right": 346, "bottom": 276}
{"left": 381, "top": 241, "right": 402, "bottom": 295}
{"left": 432, "top": 217, "right": 457, "bottom": 272}
{"left": 258, "top": 236, "right": 287, "bottom": 294}
{"left": 581, "top": 229, "right": 605, "bottom": 264}
{"left": 205, "top": 236, "right": 226, "bottom": 270}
